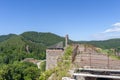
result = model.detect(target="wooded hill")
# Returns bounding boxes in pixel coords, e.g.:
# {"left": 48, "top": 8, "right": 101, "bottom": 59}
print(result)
{"left": 1, "top": 31, "right": 120, "bottom": 61}
{"left": 0, "top": 31, "right": 68, "bottom": 80}
{"left": 0, "top": 31, "right": 67, "bottom": 62}
{"left": 1, "top": 31, "right": 120, "bottom": 62}
{"left": 78, "top": 38, "right": 120, "bottom": 49}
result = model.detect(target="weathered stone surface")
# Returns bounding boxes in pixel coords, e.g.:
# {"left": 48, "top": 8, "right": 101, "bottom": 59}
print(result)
{"left": 74, "top": 44, "right": 120, "bottom": 69}
{"left": 46, "top": 49, "right": 64, "bottom": 70}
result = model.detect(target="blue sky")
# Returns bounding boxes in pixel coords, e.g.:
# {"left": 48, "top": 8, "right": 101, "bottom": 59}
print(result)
{"left": 0, "top": 0, "right": 120, "bottom": 41}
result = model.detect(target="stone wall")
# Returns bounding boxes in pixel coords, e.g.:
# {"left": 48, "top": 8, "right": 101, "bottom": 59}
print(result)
{"left": 73, "top": 44, "right": 120, "bottom": 69}
{"left": 46, "top": 49, "right": 64, "bottom": 70}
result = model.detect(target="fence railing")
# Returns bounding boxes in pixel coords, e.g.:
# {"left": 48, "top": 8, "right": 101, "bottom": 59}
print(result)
{"left": 74, "top": 53, "right": 120, "bottom": 70}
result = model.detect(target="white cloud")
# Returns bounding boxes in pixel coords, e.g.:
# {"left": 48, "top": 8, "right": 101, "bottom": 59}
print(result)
{"left": 112, "top": 22, "right": 120, "bottom": 26}
{"left": 103, "top": 22, "right": 120, "bottom": 33}
{"left": 92, "top": 22, "right": 120, "bottom": 40}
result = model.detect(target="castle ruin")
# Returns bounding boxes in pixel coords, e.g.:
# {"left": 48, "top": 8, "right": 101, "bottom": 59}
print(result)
{"left": 46, "top": 35, "right": 69, "bottom": 70}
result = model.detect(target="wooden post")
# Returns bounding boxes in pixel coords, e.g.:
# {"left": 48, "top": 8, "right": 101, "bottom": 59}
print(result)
{"left": 90, "top": 53, "right": 91, "bottom": 67}
{"left": 107, "top": 54, "right": 109, "bottom": 69}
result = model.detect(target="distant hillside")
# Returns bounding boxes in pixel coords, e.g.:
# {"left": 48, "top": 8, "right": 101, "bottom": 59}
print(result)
{"left": 0, "top": 34, "right": 16, "bottom": 42}
{"left": 20, "top": 31, "right": 66, "bottom": 46}
{"left": 1, "top": 31, "right": 120, "bottom": 63}
{"left": 0, "top": 31, "right": 70, "bottom": 80}
{"left": 79, "top": 38, "right": 120, "bottom": 49}
{"left": 0, "top": 31, "right": 69, "bottom": 64}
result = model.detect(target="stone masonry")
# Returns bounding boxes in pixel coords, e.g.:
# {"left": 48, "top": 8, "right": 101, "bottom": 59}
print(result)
{"left": 46, "top": 49, "right": 64, "bottom": 70}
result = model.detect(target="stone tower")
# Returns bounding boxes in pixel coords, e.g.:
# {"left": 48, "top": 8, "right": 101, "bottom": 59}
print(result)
{"left": 46, "top": 42, "right": 64, "bottom": 70}
{"left": 65, "top": 34, "right": 69, "bottom": 47}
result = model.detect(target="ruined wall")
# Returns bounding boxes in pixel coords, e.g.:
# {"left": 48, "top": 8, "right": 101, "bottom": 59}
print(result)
{"left": 46, "top": 49, "right": 64, "bottom": 70}
{"left": 74, "top": 44, "right": 120, "bottom": 69}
